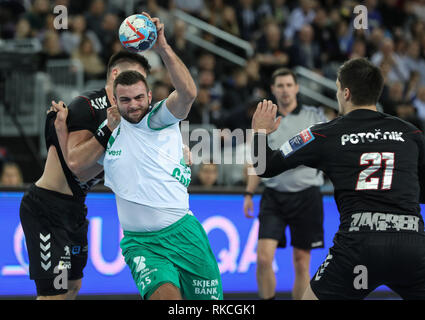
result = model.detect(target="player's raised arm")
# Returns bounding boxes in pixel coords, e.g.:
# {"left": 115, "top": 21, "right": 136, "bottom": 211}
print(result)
{"left": 251, "top": 100, "right": 323, "bottom": 177}
{"left": 142, "top": 12, "right": 197, "bottom": 119}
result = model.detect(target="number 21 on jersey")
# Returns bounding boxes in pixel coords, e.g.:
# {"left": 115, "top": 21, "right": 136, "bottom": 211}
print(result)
{"left": 356, "top": 152, "right": 395, "bottom": 190}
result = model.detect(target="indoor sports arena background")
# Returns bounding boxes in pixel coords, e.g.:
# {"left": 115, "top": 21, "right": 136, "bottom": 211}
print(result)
{"left": 1, "top": 0, "right": 425, "bottom": 300}
{"left": 0, "top": 188, "right": 403, "bottom": 299}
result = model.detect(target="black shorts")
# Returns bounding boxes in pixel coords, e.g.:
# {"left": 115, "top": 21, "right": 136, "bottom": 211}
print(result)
{"left": 258, "top": 186, "right": 324, "bottom": 249}
{"left": 311, "top": 231, "right": 425, "bottom": 299}
{"left": 19, "top": 184, "right": 89, "bottom": 296}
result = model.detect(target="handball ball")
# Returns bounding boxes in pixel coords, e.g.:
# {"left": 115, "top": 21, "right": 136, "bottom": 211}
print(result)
{"left": 119, "top": 14, "right": 157, "bottom": 53}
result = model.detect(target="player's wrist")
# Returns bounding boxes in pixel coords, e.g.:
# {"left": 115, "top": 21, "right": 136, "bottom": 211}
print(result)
{"left": 94, "top": 125, "right": 112, "bottom": 150}
{"left": 106, "top": 123, "right": 116, "bottom": 132}
{"left": 244, "top": 191, "right": 254, "bottom": 197}
{"left": 54, "top": 120, "right": 67, "bottom": 131}
{"left": 156, "top": 43, "right": 172, "bottom": 56}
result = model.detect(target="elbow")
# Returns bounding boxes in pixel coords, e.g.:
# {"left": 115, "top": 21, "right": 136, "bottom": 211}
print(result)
{"left": 256, "top": 170, "right": 273, "bottom": 178}
{"left": 189, "top": 86, "right": 197, "bottom": 101}
{"left": 186, "top": 86, "right": 197, "bottom": 106}
{"left": 253, "top": 163, "right": 269, "bottom": 178}
{"left": 185, "top": 82, "right": 197, "bottom": 103}
{"left": 258, "top": 172, "right": 274, "bottom": 178}
{"left": 180, "top": 90, "right": 197, "bottom": 119}
{"left": 67, "top": 159, "right": 84, "bottom": 177}
{"left": 253, "top": 161, "right": 280, "bottom": 178}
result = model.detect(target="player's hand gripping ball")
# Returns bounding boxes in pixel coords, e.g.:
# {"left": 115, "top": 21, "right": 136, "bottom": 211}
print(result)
{"left": 119, "top": 14, "right": 157, "bottom": 53}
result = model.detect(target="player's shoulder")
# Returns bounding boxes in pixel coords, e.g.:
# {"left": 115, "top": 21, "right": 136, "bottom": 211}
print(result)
{"left": 79, "top": 87, "right": 106, "bottom": 99}
{"left": 308, "top": 116, "right": 341, "bottom": 137}
{"left": 69, "top": 88, "right": 107, "bottom": 108}
{"left": 379, "top": 111, "right": 422, "bottom": 133}
{"left": 66, "top": 87, "right": 109, "bottom": 130}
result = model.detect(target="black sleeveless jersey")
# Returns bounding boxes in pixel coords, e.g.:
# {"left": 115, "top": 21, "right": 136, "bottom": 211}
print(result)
{"left": 45, "top": 88, "right": 111, "bottom": 198}
{"left": 255, "top": 109, "right": 425, "bottom": 232}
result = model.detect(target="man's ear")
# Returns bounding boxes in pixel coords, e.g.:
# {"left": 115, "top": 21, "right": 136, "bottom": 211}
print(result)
{"left": 148, "top": 90, "right": 153, "bottom": 105}
{"left": 111, "top": 67, "right": 119, "bottom": 81}
{"left": 270, "top": 84, "right": 275, "bottom": 96}
{"left": 344, "top": 87, "right": 351, "bottom": 101}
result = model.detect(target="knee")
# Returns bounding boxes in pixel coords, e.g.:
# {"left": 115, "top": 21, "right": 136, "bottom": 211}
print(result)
{"left": 293, "top": 250, "right": 311, "bottom": 274}
{"left": 257, "top": 252, "right": 274, "bottom": 270}
{"left": 67, "top": 279, "right": 82, "bottom": 297}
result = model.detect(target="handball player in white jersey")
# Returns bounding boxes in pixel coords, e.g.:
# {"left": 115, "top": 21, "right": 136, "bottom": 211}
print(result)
{"left": 100, "top": 14, "right": 221, "bottom": 300}
{"left": 102, "top": 65, "right": 223, "bottom": 299}
{"left": 55, "top": 14, "right": 222, "bottom": 300}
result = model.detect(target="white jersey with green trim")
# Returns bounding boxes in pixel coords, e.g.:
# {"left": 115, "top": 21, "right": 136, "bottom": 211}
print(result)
{"left": 103, "top": 100, "right": 191, "bottom": 215}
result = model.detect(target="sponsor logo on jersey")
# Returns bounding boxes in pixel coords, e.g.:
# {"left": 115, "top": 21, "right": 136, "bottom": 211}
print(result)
{"left": 71, "top": 246, "right": 81, "bottom": 255}
{"left": 91, "top": 96, "right": 108, "bottom": 110}
{"left": 341, "top": 131, "right": 405, "bottom": 145}
{"left": 98, "top": 123, "right": 121, "bottom": 156}
{"left": 349, "top": 212, "right": 419, "bottom": 232}
{"left": 107, "top": 149, "right": 122, "bottom": 156}
{"left": 280, "top": 128, "right": 315, "bottom": 157}
{"left": 58, "top": 260, "right": 71, "bottom": 270}
{"left": 172, "top": 162, "right": 191, "bottom": 188}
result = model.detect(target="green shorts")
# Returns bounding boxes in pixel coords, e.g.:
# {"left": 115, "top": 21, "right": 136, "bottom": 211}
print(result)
{"left": 120, "top": 214, "right": 223, "bottom": 300}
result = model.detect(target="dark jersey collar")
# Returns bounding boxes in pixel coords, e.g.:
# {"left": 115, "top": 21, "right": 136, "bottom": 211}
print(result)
{"left": 343, "top": 108, "right": 382, "bottom": 119}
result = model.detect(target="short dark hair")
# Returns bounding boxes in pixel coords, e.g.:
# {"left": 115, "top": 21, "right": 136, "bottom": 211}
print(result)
{"left": 271, "top": 68, "right": 297, "bottom": 85}
{"left": 337, "top": 58, "right": 384, "bottom": 106}
{"left": 107, "top": 51, "right": 151, "bottom": 79}
{"left": 113, "top": 70, "right": 149, "bottom": 97}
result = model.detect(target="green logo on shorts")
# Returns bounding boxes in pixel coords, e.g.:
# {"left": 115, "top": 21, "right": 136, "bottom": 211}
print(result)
{"left": 134, "top": 256, "right": 146, "bottom": 272}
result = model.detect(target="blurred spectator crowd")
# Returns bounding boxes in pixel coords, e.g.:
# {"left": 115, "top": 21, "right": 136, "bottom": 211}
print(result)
{"left": 1, "top": 0, "right": 425, "bottom": 187}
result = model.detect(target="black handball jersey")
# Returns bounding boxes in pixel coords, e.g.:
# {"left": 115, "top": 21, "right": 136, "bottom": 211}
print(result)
{"left": 254, "top": 109, "right": 425, "bottom": 232}
{"left": 45, "top": 88, "right": 111, "bottom": 198}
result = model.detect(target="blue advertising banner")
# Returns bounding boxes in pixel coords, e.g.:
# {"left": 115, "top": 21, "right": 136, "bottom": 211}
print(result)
{"left": 0, "top": 192, "right": 393, "bottom": 296}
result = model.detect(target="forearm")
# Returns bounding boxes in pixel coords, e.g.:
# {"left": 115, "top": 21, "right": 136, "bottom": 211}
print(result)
{"left": 66, "top": 137, "right": 105, "bottom": 174}
{"left": 157, "top": 44, "right": 197, "bottom": 117}
{"left": 55, "top": 123, "right": 104, "bottom": 176}
{"left": 55, "top": 122, "right": 70, "bottom": 163}
{"left": 245, "top": 171, "right": 261, "bottom": 193}
{"left": 76, "top": 163, "right": 104, "bottom": 182}
{"left": 252, "top": 133, "right": 288, "bottom": 178}
{"left": 59, "top": 130, "right": 105, "bottom": 180}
